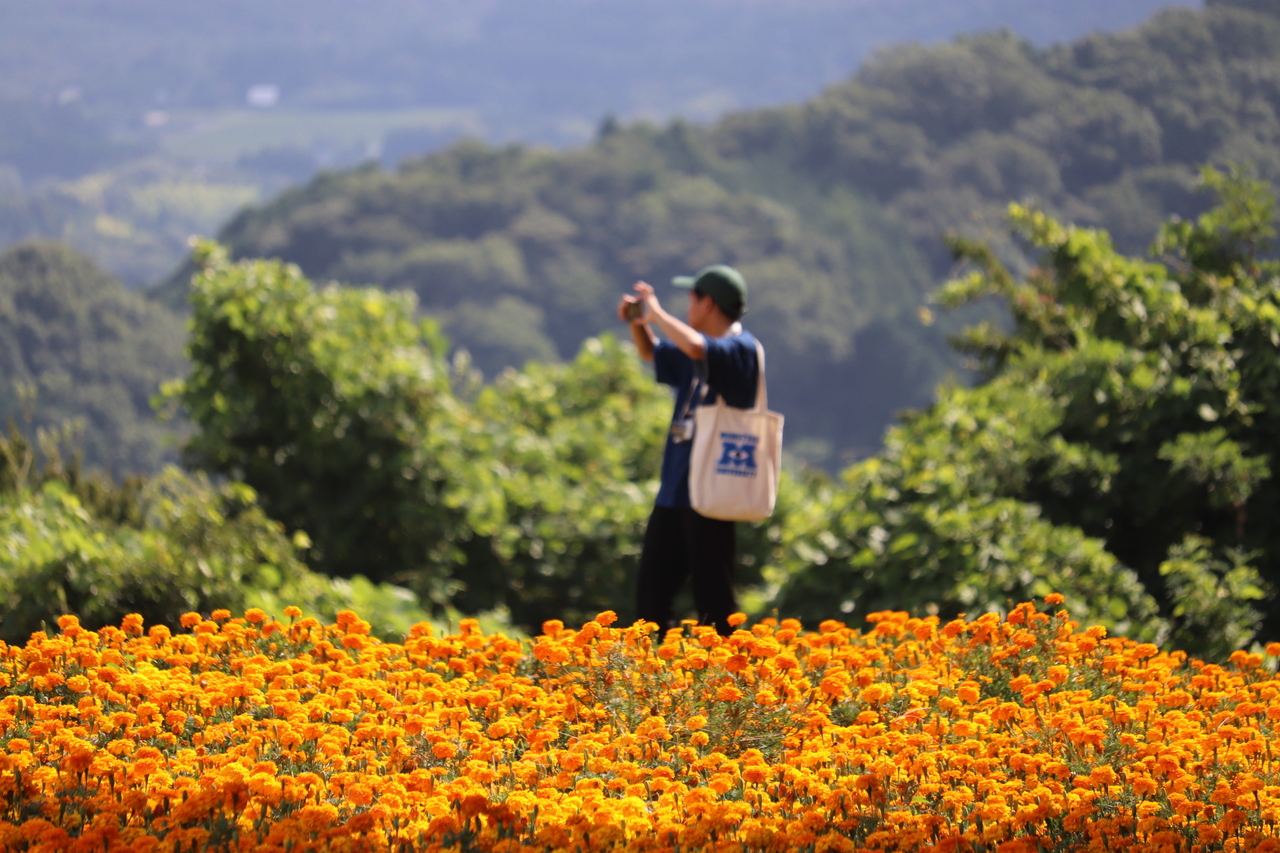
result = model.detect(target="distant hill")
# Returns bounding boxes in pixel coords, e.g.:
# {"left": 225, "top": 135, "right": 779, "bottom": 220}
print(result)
{"left": 172, "top": 0, "right": 1278, "bottom": 469}
{"left": 1, "top": 1, "right": 1196, "bottom": 150}
{"left": 0, "top": 0, "right": 1198, "bottom": 297}
{"left": 0, "top": 242, "right": 186, "bottom": 475}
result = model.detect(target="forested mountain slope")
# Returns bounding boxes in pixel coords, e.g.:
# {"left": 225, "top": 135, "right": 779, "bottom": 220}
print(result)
{"left": 723, "top": 0, "right": 1280, "bottom": 261}
{"left": 0, "top": 242, "right": 186, "bottom": 474}
{"left": 181, "top": 0, "right": 1279, "bottom": 466}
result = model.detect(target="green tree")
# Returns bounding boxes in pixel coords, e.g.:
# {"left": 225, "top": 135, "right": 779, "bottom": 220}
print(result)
{"left": 777, "top": 168, "right": 1279, "bottom": 659}
{"left": 173, "top": 241, "right": 474, "bottom": 597}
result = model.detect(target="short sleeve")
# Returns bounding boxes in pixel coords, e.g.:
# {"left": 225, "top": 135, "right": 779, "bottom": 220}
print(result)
{"left": 652, "top": 341, "right": 688, "bottom": 388}
{"left": 702, "top": 334, "right": 759, "bottom": 409}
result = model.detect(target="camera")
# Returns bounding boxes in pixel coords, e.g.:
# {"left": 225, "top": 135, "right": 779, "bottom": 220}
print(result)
{"left": 623, "top": 300, "right": 646, "bottom": 321}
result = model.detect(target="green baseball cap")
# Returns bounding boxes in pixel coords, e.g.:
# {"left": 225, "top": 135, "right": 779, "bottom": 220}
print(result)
{"left": 672, "top": 264, "right": 747, "bottom": 319}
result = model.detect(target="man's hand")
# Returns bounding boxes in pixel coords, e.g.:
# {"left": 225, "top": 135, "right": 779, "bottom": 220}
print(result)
{"left": 618, "top": 295, "right": 646, "bottom": 323}
{"left": 623, "top": 281, "right": 659, "bottom": 362}
{"left": 619, "top": 281, "right": 660, "bottom": 324}
{"left": 633, "top": 281, "right": 659, "bottom": 317}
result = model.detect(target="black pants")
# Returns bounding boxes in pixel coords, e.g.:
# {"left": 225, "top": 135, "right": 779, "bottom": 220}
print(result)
{"left": 636, "top": 506, "right": 737, "bottom": 635}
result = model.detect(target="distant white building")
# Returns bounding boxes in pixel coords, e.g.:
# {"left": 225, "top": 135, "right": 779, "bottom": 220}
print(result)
{"left": 246, "top": 85, "right": 280, "bottom": 109}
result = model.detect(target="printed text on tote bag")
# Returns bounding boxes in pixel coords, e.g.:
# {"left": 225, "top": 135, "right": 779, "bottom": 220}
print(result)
{"left": 716, "top": 431, "right": 759, "bottom": 477}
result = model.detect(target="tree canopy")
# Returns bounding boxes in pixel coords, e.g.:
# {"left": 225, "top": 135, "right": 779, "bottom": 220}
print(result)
{"left": 777, "top": 168, "right": 1280, "bottom": 660}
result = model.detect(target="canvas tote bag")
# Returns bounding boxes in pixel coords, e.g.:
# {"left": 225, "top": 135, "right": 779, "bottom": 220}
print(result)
{"left": 688, "top": 340, "right": 784, "bottom": 521}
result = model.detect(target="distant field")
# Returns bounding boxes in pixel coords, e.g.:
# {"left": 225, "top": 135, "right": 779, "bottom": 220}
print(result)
{"left": 154, "top": 108, "right": 486, "bottom": 163}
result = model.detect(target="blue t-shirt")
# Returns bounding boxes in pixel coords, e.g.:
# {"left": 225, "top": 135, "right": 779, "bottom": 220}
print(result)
{"left": 653, "top": 330, "right": 761, "bottom": 508}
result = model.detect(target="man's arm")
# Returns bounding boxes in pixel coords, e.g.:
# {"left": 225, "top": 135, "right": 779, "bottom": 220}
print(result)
{"left": 630, "top": 314, "right": 658, "bottom": 362}
{"left": 632, "top": 281, "right": 706, "bottom": 361}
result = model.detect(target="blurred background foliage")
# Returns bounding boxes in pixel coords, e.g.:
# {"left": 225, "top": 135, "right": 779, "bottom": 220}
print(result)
{"left": 4, "top": 1, "right": 1280, "bottom": 659}
{"left": 777, "top": 167, "right": 1280, "bottom": 659}
{"left": 2, "top": 169, "right": 1278, "bottom": 661}
{"left": 149, "top": 0, "right": 1280, "bottom": 469}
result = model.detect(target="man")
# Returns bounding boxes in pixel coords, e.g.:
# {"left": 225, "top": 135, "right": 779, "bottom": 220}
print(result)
{"left": 618, "top": 264, "right": 761, "bottom": 635}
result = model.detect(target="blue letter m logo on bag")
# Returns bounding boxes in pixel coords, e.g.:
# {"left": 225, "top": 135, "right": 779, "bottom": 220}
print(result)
{"left": 715, "top": 432, "right": 758, "bottom": 477}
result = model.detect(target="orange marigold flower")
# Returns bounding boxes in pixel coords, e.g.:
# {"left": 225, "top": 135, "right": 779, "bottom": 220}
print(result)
{"left": 1044, "top": 593, "right": 1066, "bottom": 606}
{"left": 727, "top": 613, "right": 748, "bottom": 628}
{"left": 859, "top": 684, "right": 892, "bottom": 705}
{"left": 13, "top": 597, "right": 1280, "bottom": 851}
{"left": 284, "top": 606, "right": 303, "bottom": 619}
{"left": 716, "top": 685, "right": 744, "bottom": 703}
{"left": 819, "top": 670, "right": 852, "bottom": 699}
{"left": 179, "top": 612, "right": 201, "bottom": 629}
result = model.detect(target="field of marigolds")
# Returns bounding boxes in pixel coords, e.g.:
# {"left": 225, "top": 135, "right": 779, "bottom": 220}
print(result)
{"left": 3, "top": 597, "right": 1280, "bottom": 853}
